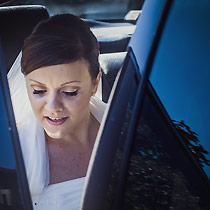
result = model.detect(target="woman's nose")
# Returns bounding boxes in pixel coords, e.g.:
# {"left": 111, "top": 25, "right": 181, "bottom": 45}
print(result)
{"left": 45, "top": 92, "right": 63, "bottom": 112}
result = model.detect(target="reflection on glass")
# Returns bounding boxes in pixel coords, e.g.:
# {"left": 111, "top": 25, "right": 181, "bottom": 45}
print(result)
{"left": 173, "top": 120, "right": 210, "bottom": 168}
{"left": 123, "top": 88, "right": 210, "bottom": 210}
{"left": 105, "top": 101, "right": 134, "bottom": 209}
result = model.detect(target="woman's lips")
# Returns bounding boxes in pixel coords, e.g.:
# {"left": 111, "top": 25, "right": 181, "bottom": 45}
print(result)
{"left": 46, "top": 117, "right": 68, "bottom": 125}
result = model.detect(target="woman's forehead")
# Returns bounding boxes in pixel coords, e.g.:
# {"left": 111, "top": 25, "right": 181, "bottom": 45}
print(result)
{"left": 26, "top": 59, "right": 92, "bottom": 87}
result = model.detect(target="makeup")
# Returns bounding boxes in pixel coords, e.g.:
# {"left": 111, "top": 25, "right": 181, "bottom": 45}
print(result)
{"left": 46, "top": 117, "right": 68, "bottom": 126}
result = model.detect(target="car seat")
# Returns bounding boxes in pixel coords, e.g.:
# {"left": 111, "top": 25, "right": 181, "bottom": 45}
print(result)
{"left": 99, "top": 52, "right": 127, "bottom": 102}
{"left": 0, "top": 5, "right": 49, "bottom": 73}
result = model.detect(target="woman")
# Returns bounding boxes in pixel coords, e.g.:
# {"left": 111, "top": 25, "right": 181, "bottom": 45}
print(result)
{"left": 8, "top": 14, "right": 106, "bottom": 210}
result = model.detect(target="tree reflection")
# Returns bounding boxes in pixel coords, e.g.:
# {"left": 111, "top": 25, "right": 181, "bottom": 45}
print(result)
{"left": 123, "top": 121, "right": 201, "bottom": 210}
{"left": 122, "top": 89, "right": 210, "bottom": 209}
{"left": 172, "top": 120, "right": 210, "bottom": 168}
{"left": 105, "top": 90, "right": 210, "bottom": 210}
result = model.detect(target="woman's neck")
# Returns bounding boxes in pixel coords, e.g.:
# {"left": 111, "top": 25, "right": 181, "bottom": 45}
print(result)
{"left": 45, "top": 112, "right": 100, "bottom": 184}
{"left": 45, "top": 112, "right": 99, "bottom": 147}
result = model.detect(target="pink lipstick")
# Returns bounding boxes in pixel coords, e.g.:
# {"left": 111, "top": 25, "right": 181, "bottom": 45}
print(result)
{"left": 46, "top": 117, "right": 68, "bottom": 125}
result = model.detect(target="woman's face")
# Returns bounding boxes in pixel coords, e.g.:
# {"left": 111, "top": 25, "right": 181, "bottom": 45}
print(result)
{"left": 26, "top": 59, "right": 100, "bottom": 139}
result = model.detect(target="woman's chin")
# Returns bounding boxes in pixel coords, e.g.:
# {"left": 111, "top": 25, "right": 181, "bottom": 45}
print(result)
{"left": 44, "top": 129, "right": 64, "bottom": 139}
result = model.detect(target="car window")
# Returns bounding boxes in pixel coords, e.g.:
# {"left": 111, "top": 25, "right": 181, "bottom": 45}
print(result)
{"left": 0, "top": 83, "right": 20, "bottom": 209}
{"left": 122, "top": 85, "right": 210, "bottom": 210}
{"left": 149, "top": 0, "right": 210, "bottom": 178}
{"left": 0, "top": 49, "right": 33, "bottom": 210}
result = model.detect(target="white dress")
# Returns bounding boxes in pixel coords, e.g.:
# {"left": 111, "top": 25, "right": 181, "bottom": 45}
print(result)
{"left": 8, "top": 52, "right": 106, "bottom": 210}
{"left": 32, "top": 177, "right": 86, "bottom": 210}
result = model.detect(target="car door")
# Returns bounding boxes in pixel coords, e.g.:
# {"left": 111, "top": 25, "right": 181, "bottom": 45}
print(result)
{"left": 81, "top": 0, "right": 210, "bottom": 209}
{"left": 0, "top": 45, "right": 33, "bottom": 210}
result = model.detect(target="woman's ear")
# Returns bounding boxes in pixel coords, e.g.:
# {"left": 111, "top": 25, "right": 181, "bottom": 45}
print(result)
{"left": 92, "top": 71, "right": 102, "bottom": 95}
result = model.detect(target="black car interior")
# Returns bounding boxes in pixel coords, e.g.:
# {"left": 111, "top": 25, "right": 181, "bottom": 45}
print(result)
{"left": 0, "top": 5, "right": 49, "bottom": 72}
{"left": 0, "top": 5, "right": 130, "bottom": 103}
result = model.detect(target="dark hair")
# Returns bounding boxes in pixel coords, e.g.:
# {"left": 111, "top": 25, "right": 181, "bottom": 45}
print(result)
{"left": 21, "top": 14, "right": 99, "bottom": 79}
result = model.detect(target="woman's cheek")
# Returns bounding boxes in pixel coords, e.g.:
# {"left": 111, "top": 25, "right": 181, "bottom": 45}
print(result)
{"left": 65, "top": 97, "right": 82, "bottom": 111}
{"left": 65, "top": 95, "right": 90, "bottom": 113}
{"left": 29, "top": 96, "right": 45, "bottom": 119}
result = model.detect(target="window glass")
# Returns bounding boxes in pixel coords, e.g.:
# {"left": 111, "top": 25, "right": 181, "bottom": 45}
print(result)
{"left": 122, "top": 87, "right": 210, "bottom": 210}
{"left": 0, "top": 84, "right": 26, "bottom": 209}
{"left": 0, "top": 87, "right": 16, "bottom": 170}
{"left": 149, "top": 0, "right": 210, "bottom": 177}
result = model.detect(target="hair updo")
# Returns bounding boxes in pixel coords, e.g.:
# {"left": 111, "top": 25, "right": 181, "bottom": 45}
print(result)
{"left": 21, "top": 14, "right": 100, "bottom": 80}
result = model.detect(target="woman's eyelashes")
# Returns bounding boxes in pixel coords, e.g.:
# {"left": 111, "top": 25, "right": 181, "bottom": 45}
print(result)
{"left": 32, "top": 88, "right": 78, "bottom": 97}
{"left": 33, "top": 89, "right": 47, "bottom": 95}
{"left": 63, "top": 90, "right": 78, "bottom": 97}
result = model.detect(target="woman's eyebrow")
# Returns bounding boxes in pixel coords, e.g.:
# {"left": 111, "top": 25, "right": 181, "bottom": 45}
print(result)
{"left": 60, "top": 81, "right": 81, "bottom": 86}
{"left": 28, "top": 79, "right": 81, "bottom": 86}
{"left": 29, "top": 79, "right": 46, "bottom": 86}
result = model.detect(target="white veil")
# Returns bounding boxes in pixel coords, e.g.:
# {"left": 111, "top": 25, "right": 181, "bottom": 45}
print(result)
{"left": 7, "top": 52, "right": 50, "bottom": 195}
{"left": 7, "top": 52, "right": 32, "bottom": 124}
{"left": 7, "top": 52, "right": 106, "bottom": 196}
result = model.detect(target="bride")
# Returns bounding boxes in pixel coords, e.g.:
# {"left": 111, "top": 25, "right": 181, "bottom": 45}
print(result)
{"left": 7, "top": 14, "right": 106, "bottom": 210}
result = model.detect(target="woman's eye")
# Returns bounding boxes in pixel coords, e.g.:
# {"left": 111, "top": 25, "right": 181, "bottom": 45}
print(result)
{"left": 33, "top": 89, "right": 47, "bottom": 95}
{"left": 63, "top": 90, "right": 78, "bottom": 97}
